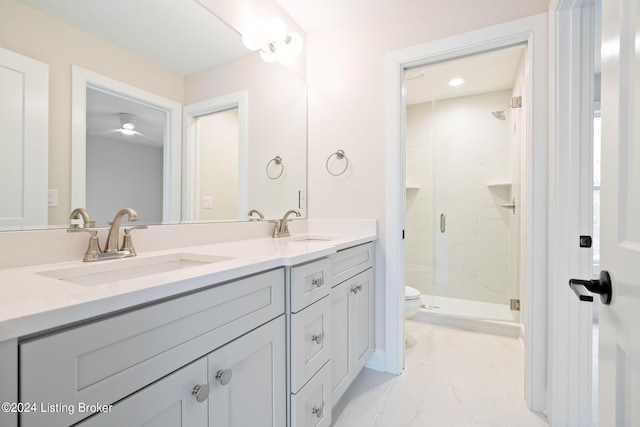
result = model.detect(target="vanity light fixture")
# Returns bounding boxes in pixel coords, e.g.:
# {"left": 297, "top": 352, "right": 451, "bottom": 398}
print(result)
{"left": 243, "top": 17, "right": 303, "bottom": 63}
{"left": 448, "top": 77, "right": 465, "bottom": 87}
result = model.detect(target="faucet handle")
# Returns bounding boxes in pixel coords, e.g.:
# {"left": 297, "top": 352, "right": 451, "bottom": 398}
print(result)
{"left": 269, "top": 220, "right": 281, "bottom": 238}
{"left": 120, "top": 225, "right": 148, "bottom": 256}
{"left": 67, "top": 228, "right": 102, "bottom": 262}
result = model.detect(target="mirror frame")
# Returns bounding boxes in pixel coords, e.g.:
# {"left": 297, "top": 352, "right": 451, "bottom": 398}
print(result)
{"left": 71, "top": 66, "right": 182, "bottom": 223}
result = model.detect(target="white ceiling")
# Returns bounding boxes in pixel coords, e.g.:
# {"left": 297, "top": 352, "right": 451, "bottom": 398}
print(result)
{"left": 17, "top": 0, "right": 248, "bottom": 75}
{"left": 86, "top": 88, "right": 167, "bottom": 147}
{"left": 276, "top": 0, "right": 407, "bottom": 32}
{"left": 405, "top": 45, "right": 526, "bottom": 105}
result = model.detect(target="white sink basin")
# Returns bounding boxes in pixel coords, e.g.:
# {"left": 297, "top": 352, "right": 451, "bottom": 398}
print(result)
{"left": 37, "top": 253, "right": 232, "bottom": 286}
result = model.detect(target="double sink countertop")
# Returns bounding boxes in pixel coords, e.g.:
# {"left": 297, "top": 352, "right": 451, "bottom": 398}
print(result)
{"left": 0, "top": 231, "right": 376, "bottom": 342}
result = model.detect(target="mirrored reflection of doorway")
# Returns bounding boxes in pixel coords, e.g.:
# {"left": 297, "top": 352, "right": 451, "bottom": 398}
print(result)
{"left": 85, "top": 87, "right": 166, "bottom": 226}
{"left": 193, "top": 108, "right": 239, "bottom": 221}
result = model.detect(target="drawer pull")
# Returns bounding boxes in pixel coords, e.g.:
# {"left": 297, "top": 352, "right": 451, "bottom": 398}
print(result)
{"left": 311, "top": 334, "right": 322, "bottom": 345}
{"left": 192, "top": 384, "right": 210, "bottom": 403}
{"left": 311, "top": 277, "right": 324, "bottom": 288}
{"left": 312, "top": 406, "right": 323, "bottom": 418}
{"left": 216, "top": 369, "right": 233, "bottom": 386}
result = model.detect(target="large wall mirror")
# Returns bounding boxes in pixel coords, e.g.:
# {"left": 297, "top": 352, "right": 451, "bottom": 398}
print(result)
{"left": 0, "top": 0, "right": 307, "bottom": 230}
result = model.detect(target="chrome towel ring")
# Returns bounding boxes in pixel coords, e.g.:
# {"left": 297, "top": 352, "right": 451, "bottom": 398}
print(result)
{"left": 266, "top": 156, "right": 284, "bottom": 179}
{"left": 326, "top": 150, "right": 349, "bottom": 176}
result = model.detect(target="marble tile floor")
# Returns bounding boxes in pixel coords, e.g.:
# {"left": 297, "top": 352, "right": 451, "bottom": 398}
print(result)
{"left": 330, "top": 320, "right": 549, "bottom": 427}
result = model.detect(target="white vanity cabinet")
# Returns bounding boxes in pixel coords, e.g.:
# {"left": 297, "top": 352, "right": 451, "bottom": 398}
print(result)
{"left": 330, "top": 242, "right": 375, "bottom": 405}
{"left": 287, "top": 257, "right": 333, "bottom": 427}
{"left": 19, "top": 268, "right": 286, "bottom": 427}
{"left": 77, "top": 316, "right": 286, "bottom": 427}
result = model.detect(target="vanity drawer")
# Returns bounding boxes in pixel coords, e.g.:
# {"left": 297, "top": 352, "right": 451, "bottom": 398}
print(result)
{"left": 20, "top": 268, "right": 284, "bottom": 427}
{"left": 290, "top": 257, "right": 331, "bottom": 312}
{"left": 290, "top": 296, "right": 331, "bottom": 393}
{"left": 331, "top": 242, "right": 374, "bottom": 285}
{"left": 291, "top": 361, "right": 332, "bottom": 427}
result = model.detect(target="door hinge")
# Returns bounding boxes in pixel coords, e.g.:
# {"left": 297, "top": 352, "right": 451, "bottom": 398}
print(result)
{"left": 510, "top": 299, "right": 521, "bottom": 311}
{"left": 512, "top": 96, "right": 522, "bottom": 108}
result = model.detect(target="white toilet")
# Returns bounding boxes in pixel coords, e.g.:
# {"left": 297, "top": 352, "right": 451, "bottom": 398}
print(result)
{"left": 404, "top": 286, "right": 421, "bottom": 318}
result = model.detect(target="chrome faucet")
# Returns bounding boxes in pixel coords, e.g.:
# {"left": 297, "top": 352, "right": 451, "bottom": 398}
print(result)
{"left": 272, "top": 209, "right": 301, "bottom": 238}
{"left": 68, "top": 207, "right": 146, "bottom": 261}
{"left": 104, "top": 208, "right": 139, "bottom": 253}
{"left": 69, "top": 207, "right": 95, "bottom": 228}
{"left": 248, "top": 209, "right": 265, "bottom": 221}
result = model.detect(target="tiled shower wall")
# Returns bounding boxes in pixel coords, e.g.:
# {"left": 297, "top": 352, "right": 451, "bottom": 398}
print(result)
{"left": 406, "top": 89, "right": 518, "bottom": 305}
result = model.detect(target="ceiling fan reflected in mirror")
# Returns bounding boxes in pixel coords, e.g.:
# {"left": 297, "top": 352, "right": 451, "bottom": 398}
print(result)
{"left": 87, "top": 113, "right": 163, "bottom": 146}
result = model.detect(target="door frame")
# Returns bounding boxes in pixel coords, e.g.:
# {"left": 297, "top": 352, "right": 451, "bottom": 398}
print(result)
{"left": 182, "top": 91, "right": 248, "bottom": 222}
{"left": 385, "top": 13, "right": 548, "bottom": 412}
{"left": 548, "top": 0, "right": 597, "bottom": 425}
{"left": 71, "top": 66, "right": 182, "bottom": 223}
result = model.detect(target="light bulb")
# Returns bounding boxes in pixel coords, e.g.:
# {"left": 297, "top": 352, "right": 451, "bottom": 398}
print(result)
{"left": 264, "top": 17, "right": 286, "bottom": 43}
{"left": 242, "top": 31, "right": 259, "bottom": 51}
{"left": 286, "top": 33, "right": 303, "bottom": 55}
{"left": 121, "top": 128, "right": 135, "bottom": 136}
{"left": 448, "top": 77, "right": 465, "bottom": 87}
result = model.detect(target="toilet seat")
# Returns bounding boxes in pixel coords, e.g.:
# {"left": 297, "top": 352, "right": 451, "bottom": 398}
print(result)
{"left": 405, "top": 286, "right": 421, "bottom": 300}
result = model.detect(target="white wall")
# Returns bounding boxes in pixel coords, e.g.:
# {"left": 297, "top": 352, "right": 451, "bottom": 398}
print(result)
{"left": 185, "top": 53, "right": 307, "bottom": 220}
{"left": 306, "top": 0, "right": 548, "bottom": 357}
{"left": 197, "top": 109, "right": 240, "bottom": 221}
{"left": 86, "top": 136, "right": 163, "bottom": 226}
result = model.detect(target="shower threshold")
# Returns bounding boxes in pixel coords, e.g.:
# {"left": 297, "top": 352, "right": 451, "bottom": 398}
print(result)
{"left": 414, "top": 294, "right": 520, "bottom": 338}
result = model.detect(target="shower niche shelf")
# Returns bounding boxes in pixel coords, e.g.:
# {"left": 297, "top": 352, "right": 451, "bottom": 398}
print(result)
{"left": 487, "top": 182, "right": 512, "bottom": 189}
{"left": 488, "top": 183, "right": 512, "bottom": 203}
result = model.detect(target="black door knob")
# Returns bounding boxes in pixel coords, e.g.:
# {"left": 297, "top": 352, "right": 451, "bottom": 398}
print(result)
{"left": 569, "top": 270, "right": 612, "bottom": 305}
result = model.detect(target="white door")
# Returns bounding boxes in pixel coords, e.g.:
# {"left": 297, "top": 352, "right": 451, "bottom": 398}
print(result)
{"left": 0, "top": 47, "right": 48, "bottom": 229}
{"left": 599, "top": 0, "right": 640, "bottom": 423}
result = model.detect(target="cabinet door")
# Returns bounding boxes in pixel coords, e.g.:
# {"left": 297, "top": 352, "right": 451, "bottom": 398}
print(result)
{"left": 330, "top": 278, "right": 352, "bottom": 404}
{"left": 208, "top": 315, "right": 286, "bottom": 427}
{"left": 352, "top": 268, "right": 375, "bottom": 372}
{"left": 76, "top": 358, "right": 208, "bottom": 427}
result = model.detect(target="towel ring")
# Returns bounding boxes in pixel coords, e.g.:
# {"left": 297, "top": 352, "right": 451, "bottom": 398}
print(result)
{"left": 266, "top": 156, "right": 284, "bottom": 179}
{"left": 326, "top": 150, "right": 349, "bottom": 176}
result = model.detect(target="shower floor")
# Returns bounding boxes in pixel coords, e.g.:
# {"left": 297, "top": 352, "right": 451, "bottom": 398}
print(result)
{"left": 413, "top": 294, "right": 520, "bottom": 337}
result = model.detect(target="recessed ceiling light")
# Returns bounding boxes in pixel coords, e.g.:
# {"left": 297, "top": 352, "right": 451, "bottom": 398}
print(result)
{"left": 449, "top": 77, "right": 465, "bottom": 87}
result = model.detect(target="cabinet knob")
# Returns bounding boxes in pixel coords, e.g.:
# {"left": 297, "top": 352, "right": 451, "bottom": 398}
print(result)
{"left": 351, "top": 286, "right": 359, "bottom": 294}
{"left": 311, "top": 334, "right": 322, "bottom": 345}
{"left": 192, "top": 384, "right": 210, "bottom": 403}
{"left": 312, "top": 406, "right": 323, "bottom": 418}
{"left": 357, "top": 284, "right": 363, "bottom": 292}
{"left": 216, "top": 369, "right": 233, "bottom": 385}
{"left": 312, "top": 277, "right": 323, "bottom": 288}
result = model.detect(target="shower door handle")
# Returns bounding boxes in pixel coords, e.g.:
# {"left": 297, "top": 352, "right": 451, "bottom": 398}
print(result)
{"left": 440, "top": 214, "right": 446, "bottom": 233}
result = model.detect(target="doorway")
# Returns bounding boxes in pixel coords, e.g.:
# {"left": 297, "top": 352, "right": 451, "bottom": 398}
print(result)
{"left": 404, "top": 45, "right": 525, "bottom": 331}
{"left": 385, "top": 14, "right": 548, "bottom": 412}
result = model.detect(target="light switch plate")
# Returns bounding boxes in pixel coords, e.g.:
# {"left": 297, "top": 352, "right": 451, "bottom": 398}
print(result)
{"left": 202, "top": 196, "right": 213, "bottom": 209}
